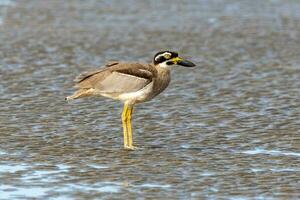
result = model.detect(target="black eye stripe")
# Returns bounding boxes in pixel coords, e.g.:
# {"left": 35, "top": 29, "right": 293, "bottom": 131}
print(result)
{"left": 153, "top": 51, "right": 179, "bottom": 65}
{"left": 154, "top": 55, "right": 165, "bottom": 61}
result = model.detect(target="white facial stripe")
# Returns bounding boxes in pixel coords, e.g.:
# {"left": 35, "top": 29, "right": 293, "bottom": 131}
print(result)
{"left": 154, "top": 52, "right": 172, "bottom": 61}
{"left": 162, "top": 52, "right": 171, "bottom": 58}
{"left": 157, "top": 60, "right": 172, "bottom": 68}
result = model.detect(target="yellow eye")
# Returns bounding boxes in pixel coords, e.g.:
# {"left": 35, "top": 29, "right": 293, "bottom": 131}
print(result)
{"left": 164, "top": 54, "right": 171, "bottom": 59}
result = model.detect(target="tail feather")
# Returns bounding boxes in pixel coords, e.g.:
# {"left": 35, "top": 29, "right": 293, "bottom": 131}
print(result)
{"left": 65, "top": 89, "right": 94, "bottom": 101}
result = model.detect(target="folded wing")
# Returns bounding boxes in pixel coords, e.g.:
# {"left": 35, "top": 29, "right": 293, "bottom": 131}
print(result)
{"left": 74, "top": 62, "right": 155, "bottom": 94}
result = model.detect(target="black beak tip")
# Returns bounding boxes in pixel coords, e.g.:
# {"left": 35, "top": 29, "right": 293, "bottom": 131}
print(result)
{"left": 178, "top": 60, "right": 196, "bottom": 67}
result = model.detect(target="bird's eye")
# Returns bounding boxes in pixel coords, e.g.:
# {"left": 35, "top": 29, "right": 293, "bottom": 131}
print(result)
{"left": 164, "top": 54, "right": 171, "bottom": 59}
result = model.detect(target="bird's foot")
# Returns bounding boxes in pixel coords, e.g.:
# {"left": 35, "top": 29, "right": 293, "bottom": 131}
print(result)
{"left": 124, "top": 145, "right": 139, "bottom": 150}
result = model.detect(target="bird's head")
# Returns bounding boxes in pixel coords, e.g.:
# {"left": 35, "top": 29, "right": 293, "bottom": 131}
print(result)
{"left": 153, "top": 51, "right": 195, "bottom": 68}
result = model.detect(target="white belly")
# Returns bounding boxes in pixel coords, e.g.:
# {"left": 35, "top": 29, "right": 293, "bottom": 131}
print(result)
{"left": 118, "top": 82, "right": 154, "bottom": 104}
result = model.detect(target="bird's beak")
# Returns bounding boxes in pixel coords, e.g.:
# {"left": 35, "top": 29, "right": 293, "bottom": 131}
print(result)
{"left": 171, "top": 57, "right": 196, "bottom": 67}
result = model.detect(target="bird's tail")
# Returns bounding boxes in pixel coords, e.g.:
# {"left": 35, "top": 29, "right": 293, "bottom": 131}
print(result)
{"left": 65, "top": 89, "right": 94, "bottom": 101}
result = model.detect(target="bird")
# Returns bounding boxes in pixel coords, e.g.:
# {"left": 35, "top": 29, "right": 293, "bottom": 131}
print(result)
{"left": 66, "top": 50, "right": 195, "bottom": 150}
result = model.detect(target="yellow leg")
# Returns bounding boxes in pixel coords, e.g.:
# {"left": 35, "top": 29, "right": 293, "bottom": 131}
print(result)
{"left": 122, "top": 104, "right": 129, "bottom": 148}
{"left": 126, "top": 106, "right": 134, "bottom": 148}
{"left": 121, "top": 104, "right": 135, "bottom": 150}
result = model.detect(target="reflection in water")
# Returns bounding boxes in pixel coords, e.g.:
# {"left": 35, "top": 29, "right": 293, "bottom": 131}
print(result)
{"left": 242, "top": 148, "right": 300, "bottom": 157}
{"left": 0, "top": 0, "right": 300, "bottom": 199}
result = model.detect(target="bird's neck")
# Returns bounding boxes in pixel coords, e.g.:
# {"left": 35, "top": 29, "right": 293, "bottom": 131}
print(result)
{"left": 152, "top": 63, "right": 171, "bottom": 95}
{"left": 157, "top": 66, "right": 170, "bottom": 77}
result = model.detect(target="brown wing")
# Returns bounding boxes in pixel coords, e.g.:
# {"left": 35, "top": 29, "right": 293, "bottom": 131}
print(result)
{"left": 74, "top": 62, "right": 119, "bottom": 83}
{"left": 74, "top": 62, "right": 156, "bottom": 94}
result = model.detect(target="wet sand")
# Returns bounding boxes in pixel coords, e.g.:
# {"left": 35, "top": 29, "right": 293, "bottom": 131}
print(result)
{"left": 0, "top": 0, "right": 300, "bottom": 199}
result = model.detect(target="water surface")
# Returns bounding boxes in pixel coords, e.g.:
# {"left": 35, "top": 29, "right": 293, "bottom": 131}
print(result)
{"left": 0, "top": 0, "right": 300, "bottom": 199}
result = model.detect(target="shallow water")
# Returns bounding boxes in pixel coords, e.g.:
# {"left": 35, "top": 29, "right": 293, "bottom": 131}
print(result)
{"left": 0, "top": 0, "right": 300, "bottom": 199}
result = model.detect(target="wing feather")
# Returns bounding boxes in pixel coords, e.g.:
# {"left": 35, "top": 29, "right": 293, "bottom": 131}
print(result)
{"left": 74, "top": 62, "right": 156, "bottom": 94}
{"left": 94, "top": 72, "right": 150, "bottom": 93}
{"left": 74, "top": 62, "right": 119, "bottom": 83}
